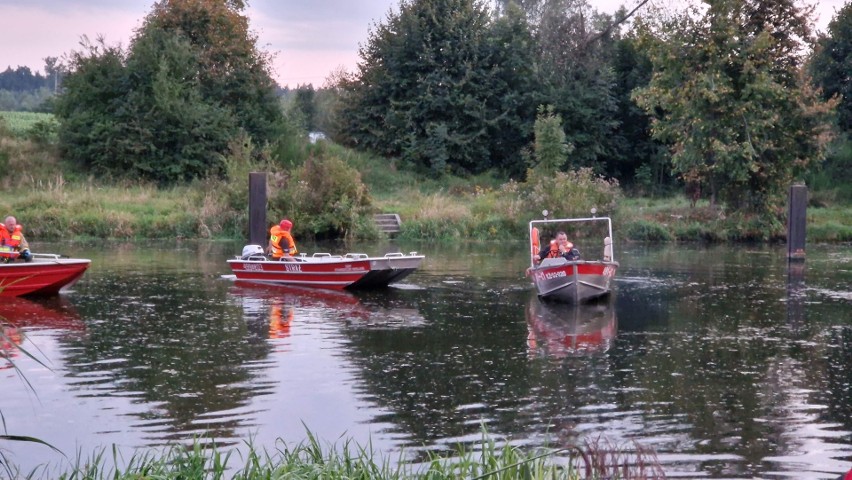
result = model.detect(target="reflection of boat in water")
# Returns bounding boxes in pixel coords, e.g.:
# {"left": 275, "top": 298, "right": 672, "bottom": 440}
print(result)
{"left": 229, "top": 282, "right": 370, "bottom": 341}
{"left": 0, "top": 253, "right": 91, "bottom": 297}
{"left": 0, "top": 296, "right": 84, "bottom": 366}
{"left": 227, "top": 246, "right": 424, "bottom": 290}
{"left": 229, "top": 281, "right": 365, "bottom": 310}
{"left": 228, "top": 281, "right": 426, "bottom": 334}
{"left": 526, "top": 296, "right": 617, "bottom": 357}
{"left": 0, "top": 296, "right": 84, "bottom": 330}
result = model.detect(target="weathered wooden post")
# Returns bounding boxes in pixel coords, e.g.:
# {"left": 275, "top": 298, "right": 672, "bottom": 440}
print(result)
{"left": 787, "top": 183, "right": 807, "bottom": 261}
{"left": 248, "top": 172, "right": 267, "bottom": 246}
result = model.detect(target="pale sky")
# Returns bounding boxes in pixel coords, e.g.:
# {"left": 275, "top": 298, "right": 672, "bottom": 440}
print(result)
{"left": 0, "top": 0, "right": 846, "bottom": 88}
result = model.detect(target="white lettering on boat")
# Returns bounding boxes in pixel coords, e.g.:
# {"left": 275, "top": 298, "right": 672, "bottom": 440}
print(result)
{"left": 285, "top": 264, "right": 302, "bottom": 272}
{"left": 244, "top": 263, "right": 264, "bottom": 271}
{"left": 603, "top": 265, "right": 616, "bottom": 277}
{"left": 535, "top": 270, "right": 566, "bottom": 281}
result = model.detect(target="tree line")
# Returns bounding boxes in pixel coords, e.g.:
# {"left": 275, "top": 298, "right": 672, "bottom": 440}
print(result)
{"left": 5, "top": 0, "right": 851, "bottom": 218}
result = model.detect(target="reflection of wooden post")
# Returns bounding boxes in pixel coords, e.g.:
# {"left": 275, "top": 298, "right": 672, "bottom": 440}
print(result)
{"left": 786, "top": 261, "right": 806, "bottom": 327}
{"left": 249, "top": 172, "right": 267, "bottom": 245}
{"left": 787, "top": 184, "right": 807, "bottom": 260}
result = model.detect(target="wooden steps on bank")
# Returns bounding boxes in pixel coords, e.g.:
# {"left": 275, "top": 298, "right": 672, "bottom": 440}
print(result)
{"left": 374, "top": 213, "right": 401, "bottom": 235}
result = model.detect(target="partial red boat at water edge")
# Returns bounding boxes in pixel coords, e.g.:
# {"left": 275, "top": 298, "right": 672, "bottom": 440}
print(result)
{"left": 0, "top": 253, "right": 91, "bottom": 297}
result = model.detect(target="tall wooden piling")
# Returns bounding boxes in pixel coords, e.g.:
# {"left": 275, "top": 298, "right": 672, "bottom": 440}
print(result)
{"left": 787, "top": 183, "right": 807, "bottom": 260}
{"left": 248, "top": 172, "right": 267, "bottom": 246}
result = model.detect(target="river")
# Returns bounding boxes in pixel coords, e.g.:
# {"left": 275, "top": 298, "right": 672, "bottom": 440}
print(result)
{"left": 1, "top": 240, "right": 850, "bottom": 478}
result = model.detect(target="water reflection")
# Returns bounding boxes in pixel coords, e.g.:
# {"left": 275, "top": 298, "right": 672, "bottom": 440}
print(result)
{"left": 0, "top": 297, "right": 84, "bottom": 366}
{"left": 786, "top": 260, "right": 806, "bottom": 327}
{"left": 526, "top": 296, "right": 617, "bottom": 358}
{"left": 2, "top": 241, "right": 852, "bottom": 478}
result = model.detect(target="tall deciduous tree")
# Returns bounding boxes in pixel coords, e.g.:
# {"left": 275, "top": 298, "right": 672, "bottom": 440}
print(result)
{"left": 54, "top": 0, "right": 283, "bottom": 183}
{"left": 142, "top": 0, "right": 282, "bottom": 143}
{"left": 633, "top": 0, "right": 834, "bottom": 214}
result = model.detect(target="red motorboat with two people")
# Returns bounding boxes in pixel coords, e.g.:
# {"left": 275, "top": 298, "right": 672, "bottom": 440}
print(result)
{"left": 526, "top": 209, "right": 618, "bottom": 303}
{"left": 227, "top": 245, "right": 424, "bottom": 290}
{"left": 0, "top": 250, "right": 91, "bottom": 297}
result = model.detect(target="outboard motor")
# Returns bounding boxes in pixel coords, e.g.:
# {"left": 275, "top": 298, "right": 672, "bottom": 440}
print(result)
{"left": 241, "top": 244, "right": 265, "bottom": 260}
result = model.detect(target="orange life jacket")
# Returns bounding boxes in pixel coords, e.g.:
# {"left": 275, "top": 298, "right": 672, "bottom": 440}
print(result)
{"left": 0, "top": 225, "right": 22, "bottom": 260}
{"left": 544, "top": 239, "right": 576, "bottom": 259}
{"left": 269, "top": 304, "right": 293, "bottom": 338}
{"left": 269, "top": 226, "right": 298, "bottom": 259}
{"left": 544, "top": 240, "right": 560, "bottom": 259}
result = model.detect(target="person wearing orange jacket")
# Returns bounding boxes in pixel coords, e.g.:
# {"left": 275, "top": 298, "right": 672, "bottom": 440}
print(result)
{"left": 0, "top": 216, "right": 31, "bottom": 263}
{"left": 534, "top": 231, "right": 580, "bottom": 262}
{"left": 266, "top": 219, "right": 298, "bottom": 260}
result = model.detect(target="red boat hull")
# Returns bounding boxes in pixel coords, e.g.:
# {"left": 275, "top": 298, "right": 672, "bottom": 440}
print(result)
{"left": 0, "top": 258, "right": 91, "bottom": 297}
{"left": 227, "top": 253, "right": 423, "bottom": 290}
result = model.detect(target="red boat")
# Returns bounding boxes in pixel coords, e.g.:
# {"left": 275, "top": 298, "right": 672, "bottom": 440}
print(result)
{"left": 527, "top": 213, "right": 618, "bottom": 303}
{"left": 227, "top": 246, "right": 424, "bottom": 290}
{"left": 0, "top": 253, "right": 91, "bottom": 297}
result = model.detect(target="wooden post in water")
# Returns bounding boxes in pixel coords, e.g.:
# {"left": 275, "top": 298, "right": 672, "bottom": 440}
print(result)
{"left": 787, "top": 183, "right": 807, "bottom": 261}
{"left": 248, "top": 172, "right": 267, "bottom": 246}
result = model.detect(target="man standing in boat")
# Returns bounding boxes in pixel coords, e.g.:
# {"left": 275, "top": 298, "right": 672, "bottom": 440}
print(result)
{"left": 0, "top": 216, "right": 32, "bottom": 263}
{"left": 534, "top": 231, "right": 580, "bottom": 262}
{"left": 266, "top": 219, "right": 299, "bottom": 261}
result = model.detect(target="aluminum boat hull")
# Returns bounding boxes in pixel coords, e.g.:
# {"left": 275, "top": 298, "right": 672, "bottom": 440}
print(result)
{"left": 530, "top": 259, "right": 618, "bottom": 303}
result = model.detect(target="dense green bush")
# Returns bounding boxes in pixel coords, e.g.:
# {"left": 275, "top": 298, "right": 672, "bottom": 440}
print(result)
{"left": 272, "top": 153, "right": 374, "bottom": 240}
{"left": 523, "top": 168, "right": 621, "bottom": 219}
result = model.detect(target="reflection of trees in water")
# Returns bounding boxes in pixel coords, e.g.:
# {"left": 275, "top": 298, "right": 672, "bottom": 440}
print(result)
{"left": 610, "top": 248, "right": 850, "bottom": 474}
{"left": 62, "top": 271, "right": 272, "bottom": 445}
{"left": 336, "top": 286, "right": 623, "bottom": 459}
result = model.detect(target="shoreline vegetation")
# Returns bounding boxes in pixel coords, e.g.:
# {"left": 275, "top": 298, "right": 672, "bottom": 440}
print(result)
{"left": 18, "top": 430, "right": 665, "bottom": 480}
{"left": 0, "top": 112, "right": 849, "bottom": 245}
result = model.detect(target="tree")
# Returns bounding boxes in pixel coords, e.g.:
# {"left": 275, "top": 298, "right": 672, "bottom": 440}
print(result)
{"left": 338, "top": 0, "right": 532, "bottom": 176}
{"left": 633, "top": 0, "right": 835, "bottom": 214}
{"left": 811, "top": 2, "right": 852, "bottom": 132}
{"left": 54, "top": 0, "right": 284, "bottom": 183}
{"left": 608, "top": 31, "right": 667, "bottom": 191}
{"left": 530, "top": 104, "right": 571, "bottom": 175}
{"left": 139, "top": 0, "right": 283, "bottom": 143}
{"left": 289, "top": 84, "right": 317, "bottom": 132}
{"left": 483, "top": 2, "right": 542, "bottom": 177}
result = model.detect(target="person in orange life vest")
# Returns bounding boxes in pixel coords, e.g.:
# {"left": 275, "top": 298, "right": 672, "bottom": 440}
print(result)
{"left": 266, "top": 219, "right": 298, "bottom": 260}
{"left": 534, "top": 231, "right": 580, "bottom": 263}
{"left": 0, "top": 216, "right": 31, "bottom": 263}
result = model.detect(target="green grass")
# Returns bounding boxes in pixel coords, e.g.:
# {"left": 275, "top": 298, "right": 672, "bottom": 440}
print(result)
{"left": 0, "top": 111, "right": 55, "bottom": 137}
{"left": 25, "top": 430, "right": 663, "bottom": 480}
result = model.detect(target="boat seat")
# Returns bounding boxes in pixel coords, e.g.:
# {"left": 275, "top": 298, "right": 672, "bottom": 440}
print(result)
{"left": 603, "top": 237, "right": 613, "bottom": 262}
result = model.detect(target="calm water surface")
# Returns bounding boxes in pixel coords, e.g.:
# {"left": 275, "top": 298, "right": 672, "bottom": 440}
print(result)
{"left": 1, "top": 240, "right": 850, "bottom": 478}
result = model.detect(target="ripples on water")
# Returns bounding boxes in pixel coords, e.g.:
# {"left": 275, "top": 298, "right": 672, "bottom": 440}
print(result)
{"left": 0, "top": 241, "right": 850, "bottom": 478}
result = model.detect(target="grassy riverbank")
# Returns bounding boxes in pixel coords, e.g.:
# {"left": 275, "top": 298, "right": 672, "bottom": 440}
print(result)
{"left": 3, "top": 172, "right": 848, "bottom": 245}
{"left": 0, "top": 119, "right": 849, "bottom": 244}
